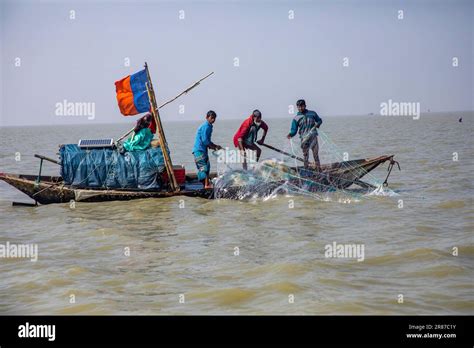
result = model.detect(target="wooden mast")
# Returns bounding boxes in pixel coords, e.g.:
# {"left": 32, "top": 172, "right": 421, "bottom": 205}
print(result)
{"left": 144, "top": 62, "right": 179, "bottom": 192}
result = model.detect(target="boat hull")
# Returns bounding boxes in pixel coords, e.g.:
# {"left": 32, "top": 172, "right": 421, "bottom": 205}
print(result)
{"left": 0, "top": 173, "right": 214, "bottom": 204}
{"left": 0, "top": 155, "right": 395, "bottom": 204}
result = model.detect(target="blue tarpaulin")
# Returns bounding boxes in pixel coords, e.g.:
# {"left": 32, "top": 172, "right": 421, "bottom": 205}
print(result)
{"left": 60, "top": 144, "right": 167, "bottom": 190}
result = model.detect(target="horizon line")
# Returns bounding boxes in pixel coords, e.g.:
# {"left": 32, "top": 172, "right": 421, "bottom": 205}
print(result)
{"left": 1, "top": 110, "right": 472, "bottom": 128}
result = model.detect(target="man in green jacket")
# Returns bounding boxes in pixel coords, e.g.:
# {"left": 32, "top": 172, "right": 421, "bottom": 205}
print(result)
{"left": 287, "top": 99, "right": 323, "bottom": 170}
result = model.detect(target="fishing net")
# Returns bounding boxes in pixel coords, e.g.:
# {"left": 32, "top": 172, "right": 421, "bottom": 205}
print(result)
{"left": 212, "top": 130, "right": 397, "bottom": 201}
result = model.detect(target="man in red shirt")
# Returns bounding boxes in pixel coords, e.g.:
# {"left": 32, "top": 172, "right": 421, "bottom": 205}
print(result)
{"left": 233, "top": 110, "right": 269, "bottom": 170}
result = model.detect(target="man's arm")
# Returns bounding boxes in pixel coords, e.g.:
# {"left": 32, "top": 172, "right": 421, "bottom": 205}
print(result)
{"left": 205, "top": 126, "right": 222, "bottom": 150}
{"left": 237, "top": 138, "right": 245, "bottom": 151}
{"left": 314, "top": 112, "right": 323, "bottom": 128}
{"left": 208, "top": 142, "right": 222, "bottom": 150}
{"left": 200, "top": 125, "right": 211, "bottom": 148}
{"left": 130, "top": 129, "right": 145, "bottom": 145}
{"left": 287, "top": 119, "right": 298, "bottom": 139}
{"left": 236, "top": 119, "right": 251, "bottom": 148}
{"left": 257, "top": 121, "right": 268, "bottom": 145}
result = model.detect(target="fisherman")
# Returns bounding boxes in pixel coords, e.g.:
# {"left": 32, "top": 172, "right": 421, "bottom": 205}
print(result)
{"left": 123, "top": 113, "right": 156, "bottom": 152}
{"left": 192, "top": 110, "right": 223, "bottom": 188}
{"left": 233, "top": 109, "right": 269, "bottom": 170}
{"left": 287, "top": 99, "right": 323, "bottom": 170}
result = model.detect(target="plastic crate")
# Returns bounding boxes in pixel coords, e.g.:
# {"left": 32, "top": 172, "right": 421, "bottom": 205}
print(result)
{"left": 162, "top": 165, "right": 186, "bottom": 186}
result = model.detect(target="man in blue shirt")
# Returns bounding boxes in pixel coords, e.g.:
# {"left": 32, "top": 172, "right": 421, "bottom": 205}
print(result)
{"left": 287, "top": 99, "right": 323, "bottom": 170}
{"left": 192, "top": 110, "right": 222, "bottom": 188}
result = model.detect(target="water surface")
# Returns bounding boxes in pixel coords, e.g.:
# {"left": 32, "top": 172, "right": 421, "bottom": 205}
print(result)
{"left": 0, "top": 113, "right": 472, "bottom": 314}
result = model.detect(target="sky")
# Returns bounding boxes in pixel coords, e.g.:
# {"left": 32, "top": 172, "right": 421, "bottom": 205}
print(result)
{"left": 0, "top": 0, "right": 472, "bottom": 126}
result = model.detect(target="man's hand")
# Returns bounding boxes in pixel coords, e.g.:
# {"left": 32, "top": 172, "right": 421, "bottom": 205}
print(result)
{"left": 256, "top": 139, "right": 264, "bottom": 145}
{"left": 238, "top": 139, "right": 245, "bottom": 151}
{"left": 286, "top": 134, "right": 292, "bottom": 139}
{"left": 209, "top": 143, "right": 223, "bottom": 151}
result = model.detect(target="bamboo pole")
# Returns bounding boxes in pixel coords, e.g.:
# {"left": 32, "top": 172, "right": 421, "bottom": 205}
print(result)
{"left": 117, "top": 71, "right": 214, "bottom": 143}
{"left": 144, "top": 62, "right": 180, "bottom": 192}
{"left": 261, "top": 143, "right": 305, "bottom": 162}
{"left": 159, "top": 71, "right": 213, "bottom": 109}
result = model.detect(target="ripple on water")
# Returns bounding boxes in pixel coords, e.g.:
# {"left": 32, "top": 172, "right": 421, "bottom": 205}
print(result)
{"left": 45, "top": 278, "right": 74, "bottom": 287}
{"left": 415, "top": 225, "right": 438, "bottom": 233}
{"left": 57, "top": 303, "right": 102, "bottom": 315}
{"left": 66, "top": 266, "right": 88, "bottom": 276}
{"left": 189, "top": 288, "right": 257, "bottom": 307}
{"left": 363, "top": 248, "right": 446, "bottom": 266}
{"left": 317, "top": 277, "right": 368, "bottom": 290}
{"left": 401, "top": 264, "right": 467, "bottom": 279}
{"left": 243, "top": 263, "right": 309, "bottom": 278}
{"left": 458, "top": 245, "right": 474, "bottom": 257}
{"left": 436, "top": 200, "right": 466, "bottom": 209}
{"left": 260, "top": 281, "right": 304, "bottom": 293}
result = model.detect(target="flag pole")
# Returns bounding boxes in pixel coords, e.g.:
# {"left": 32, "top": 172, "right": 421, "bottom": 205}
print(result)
{"left": 117, "top": 71, "right": 214, "bottom": 143}
{"left": 144, "top": 62, "right": 180, "bottom": 192}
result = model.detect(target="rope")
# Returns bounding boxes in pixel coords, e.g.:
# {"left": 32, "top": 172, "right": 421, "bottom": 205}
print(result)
{"left": 32, "top": 181, "right": 63, "bottom": 197}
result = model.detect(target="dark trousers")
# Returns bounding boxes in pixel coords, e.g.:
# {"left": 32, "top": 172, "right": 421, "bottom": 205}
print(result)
{"left": 301, "top": 135, "right": 320, "bottom": 169}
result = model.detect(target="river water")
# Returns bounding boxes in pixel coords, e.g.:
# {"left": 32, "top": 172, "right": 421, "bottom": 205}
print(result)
{"left": 0, "top": 113, "right": 472, "bottom": 314}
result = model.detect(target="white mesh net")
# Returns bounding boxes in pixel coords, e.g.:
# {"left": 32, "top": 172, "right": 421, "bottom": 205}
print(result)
{"left": 211, "top": 130, "right": 397, "bottom": 201}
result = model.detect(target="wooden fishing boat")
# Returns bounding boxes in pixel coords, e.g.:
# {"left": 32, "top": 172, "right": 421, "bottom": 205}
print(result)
{"left": 0, "top": 172, "right": 214, "bottom": 205}
{"left": 0, "top": 154, "right": 398, "bottom": 205}
{"left": 297, "top": 154, "right": 398, "bottom": 190}
{"left": 0, "top": 64, "right": 400, "bottom": 205}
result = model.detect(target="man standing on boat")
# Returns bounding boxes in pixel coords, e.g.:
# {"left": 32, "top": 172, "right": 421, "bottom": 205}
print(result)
{"left": 233, "top": 109, "right": 269, "bottom": 170}
{"left": 192, "top": 110, "right": 223, "bottom": 189}
{"left": 287, "top": 99, "right": 323, "bottom": 170}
